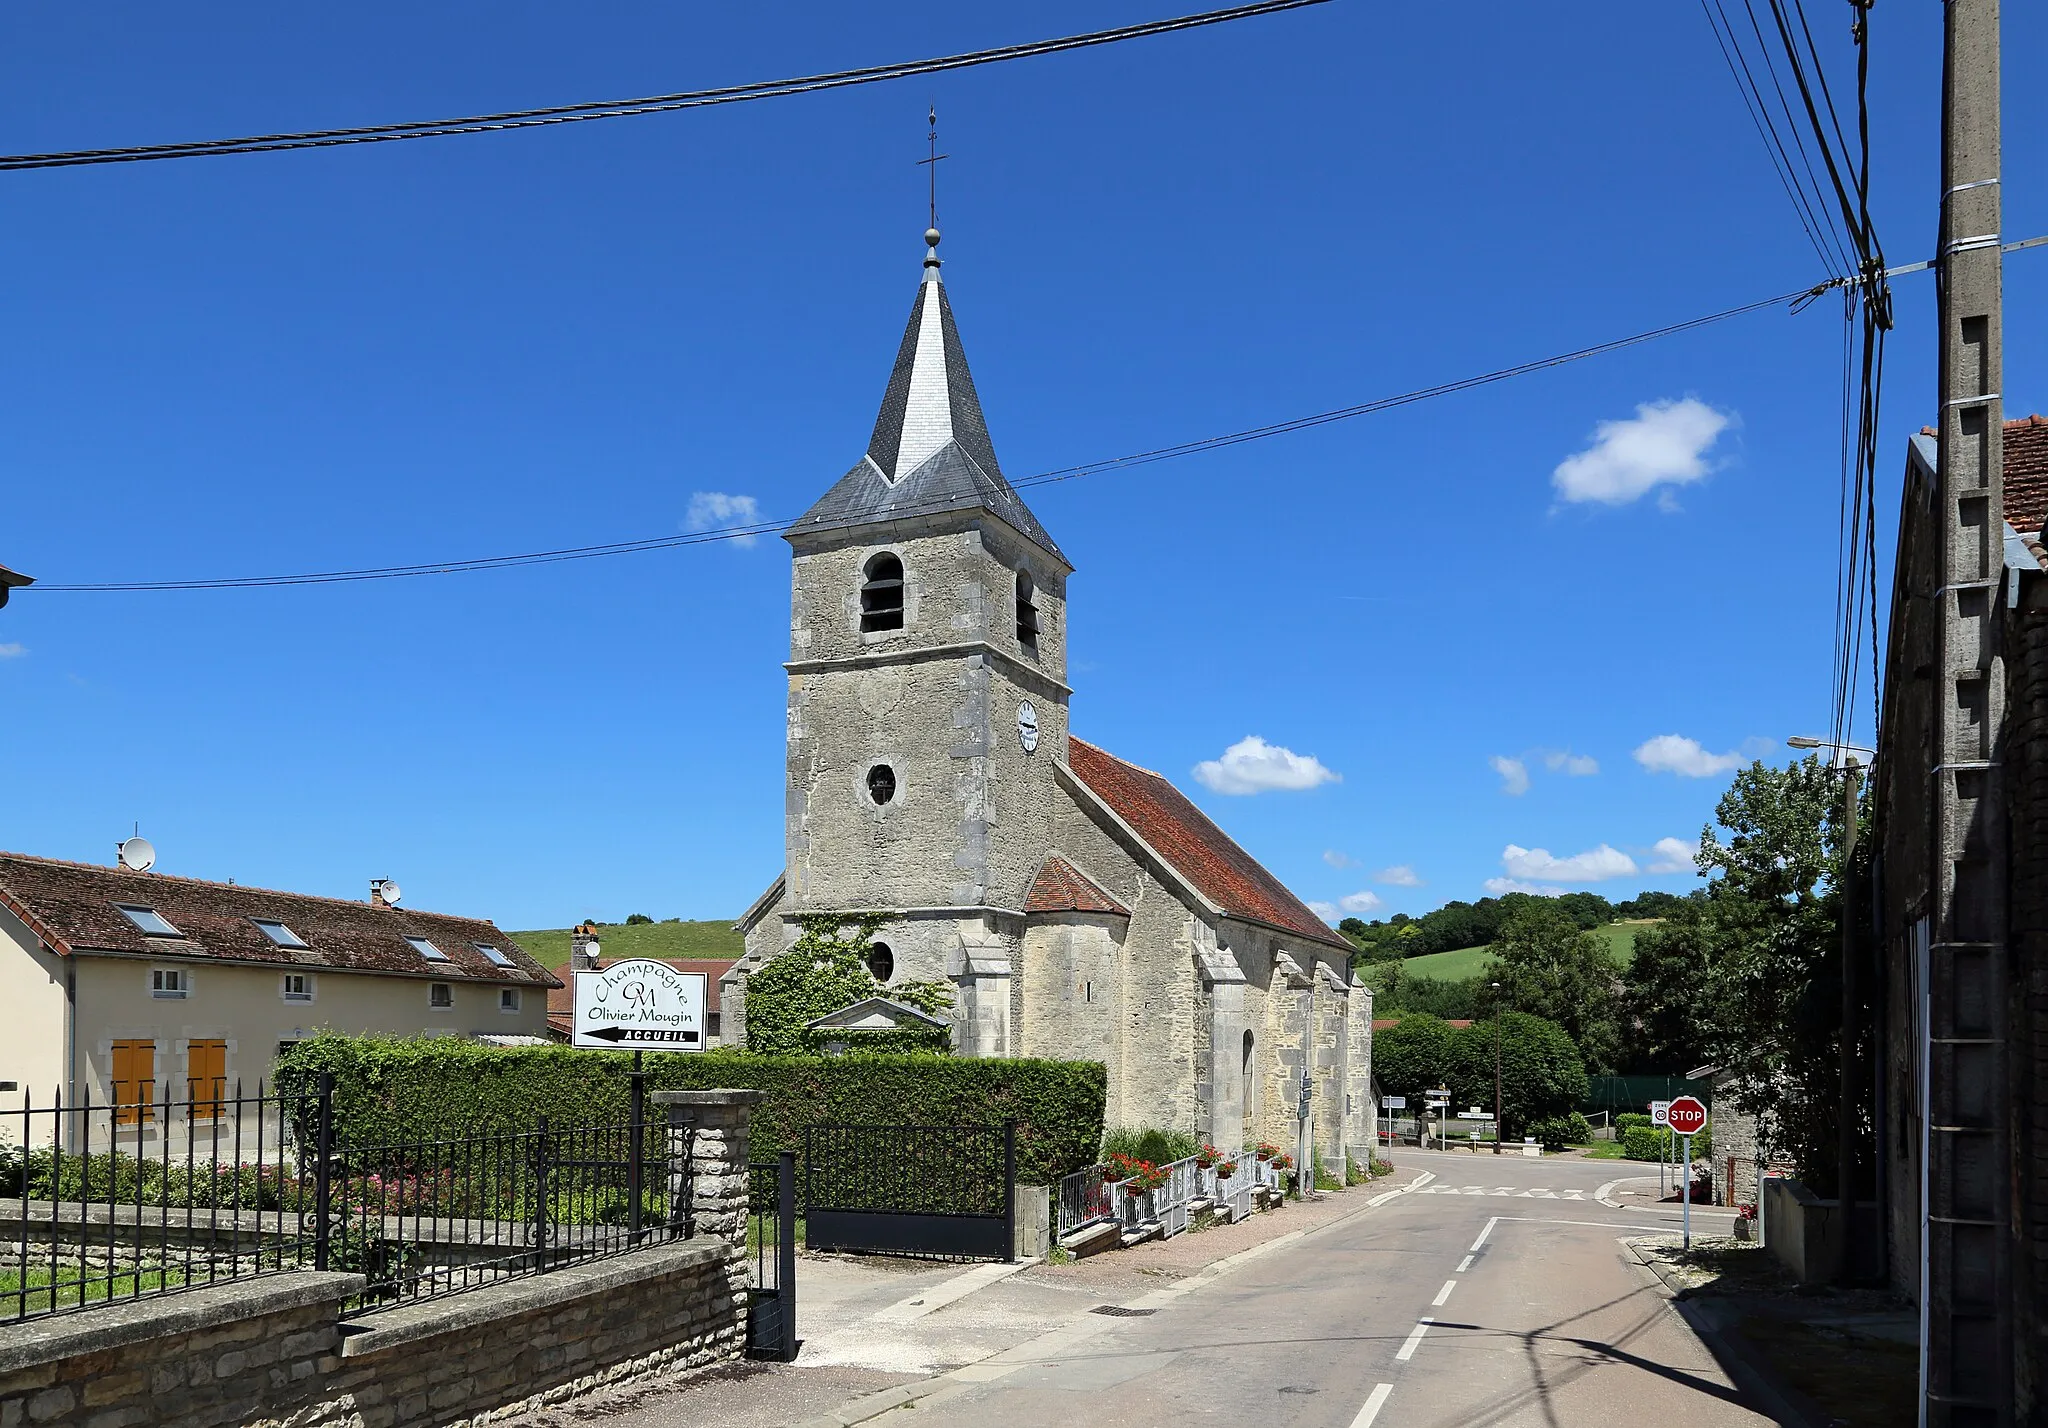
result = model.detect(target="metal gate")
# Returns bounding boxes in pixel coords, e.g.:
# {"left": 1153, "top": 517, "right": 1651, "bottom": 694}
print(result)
{"left": 804, "top": 1122, "right": 1014, "bottom": 1261}
{"left": 746, "top": 1152, "right": 798, "bottom": 1361}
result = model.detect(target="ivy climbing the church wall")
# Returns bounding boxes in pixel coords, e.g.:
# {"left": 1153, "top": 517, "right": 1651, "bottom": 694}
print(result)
{"left": 743, "top": 912, "right": 956, "bottom": 1055}
{"left": 276, "top": 1035, "right": 1106, "bottom": 1184}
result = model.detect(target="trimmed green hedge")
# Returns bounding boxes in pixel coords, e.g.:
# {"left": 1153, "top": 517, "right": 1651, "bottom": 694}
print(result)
{"left": 275, "top": 1035, "right": 1106, "bottom": 1185}
{"left": 1620, "top": 1121, "right": 1713, "bottom": 1162}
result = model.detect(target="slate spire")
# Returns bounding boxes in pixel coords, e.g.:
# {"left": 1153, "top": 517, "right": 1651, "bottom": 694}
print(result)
{"left": 790, "top": 229, "right": 1067, "bottom": 564}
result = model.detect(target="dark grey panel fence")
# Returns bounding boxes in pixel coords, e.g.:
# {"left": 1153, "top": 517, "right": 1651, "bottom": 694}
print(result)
{"left": 804, "top": 1122, "right": 1014, "bottom": 1262}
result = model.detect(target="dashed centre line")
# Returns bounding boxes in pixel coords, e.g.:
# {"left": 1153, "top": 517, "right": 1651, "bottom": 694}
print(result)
{"left": 1431, "top": 1279, "right": 1457, "bottom": 1307}
{"left": 1395, "top": 1317, "right": 1435, "bottom": 1362}
{"left": 1456, "top": 1253, "right": 1474, "bottom": 1273}
{"left": 1349, "top": 1383, "right": 1395, "bottom": 1427}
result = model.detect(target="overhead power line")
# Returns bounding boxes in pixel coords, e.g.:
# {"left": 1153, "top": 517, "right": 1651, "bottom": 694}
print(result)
{"left": 0, "top": 1, "right": 1327, "bottom": 172}
{"left": 32, "top": 277, "right": 1844, "bottom": 594}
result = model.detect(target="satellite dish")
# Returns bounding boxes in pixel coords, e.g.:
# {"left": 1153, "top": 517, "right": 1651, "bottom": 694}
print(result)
{"left": 379, "top": 881, "right": 402, "bottom": 906}
{"left": 117, "top": 837, "right": 156, "bottom": 873}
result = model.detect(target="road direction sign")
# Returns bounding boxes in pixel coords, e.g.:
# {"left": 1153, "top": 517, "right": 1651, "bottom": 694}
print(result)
{"left": 1649, "top": 1100, "right": 1672, "bottom": 1128}
{"left": 572, "top": 959, "right": 708, "bottom": 1052}
{"left": 1665, "top": 1096, "right": 1708, "bottom": 1137}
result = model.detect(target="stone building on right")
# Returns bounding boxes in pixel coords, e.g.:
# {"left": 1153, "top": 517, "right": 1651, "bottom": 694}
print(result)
{"left": 1875, "top": 414, "right": 2048, "bottom": 1408}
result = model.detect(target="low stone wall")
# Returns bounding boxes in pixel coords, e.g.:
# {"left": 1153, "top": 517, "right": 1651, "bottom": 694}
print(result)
{"left": 0, "top": 1241, "right": 745, "bottom": 1428}
{"left": 1762, "top": 1177, "right": 1883, "bottom": 1285}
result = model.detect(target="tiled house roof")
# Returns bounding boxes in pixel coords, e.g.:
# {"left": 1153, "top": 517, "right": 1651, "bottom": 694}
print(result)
{"left": 0, "top": 851, "right": 555, "bottom": 986}
{"left": 1067, "top": 738, "right": 1352, "bottom": 953}
{"left": 1024, "top": 854, "right": 1129, "bottom": 917}
{"left": 2002, "top": 415, "right": 2048, "bottom": 534}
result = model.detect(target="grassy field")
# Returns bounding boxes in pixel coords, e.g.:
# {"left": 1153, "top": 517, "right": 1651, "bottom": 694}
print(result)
{"left": 0, "top": 1266, "right": 183, "bottom": 1314}
{"left": 509, "top": 919, "right": 744, "bottom": 970}
{"left": 1392, "top": 919, "right": 1656, "bottom": 983}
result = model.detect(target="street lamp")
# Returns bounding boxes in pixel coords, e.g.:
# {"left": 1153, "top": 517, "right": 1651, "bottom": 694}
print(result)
{"left": 1490, "top": 981, "right": 1503, "bottom": 1156}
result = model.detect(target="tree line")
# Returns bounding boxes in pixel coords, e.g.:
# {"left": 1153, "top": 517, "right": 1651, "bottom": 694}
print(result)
{"left": 1364, "top": 757, "right": 1860, "bottom": 1191}
{"left": 1339, "top": 888, "right": 1694, "bottom": 961}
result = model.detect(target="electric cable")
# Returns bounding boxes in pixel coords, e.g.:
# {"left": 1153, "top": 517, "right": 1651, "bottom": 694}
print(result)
{"left": 29, "top": 278, "right": 1842, "bottom": 594}
{"left": 0, "top": 2, "right": 1326, "bottom": 172}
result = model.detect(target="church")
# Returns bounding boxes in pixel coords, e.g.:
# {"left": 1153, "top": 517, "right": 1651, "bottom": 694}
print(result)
{"left": 723, "top": 227, "right": 1375, "bottom": 1168}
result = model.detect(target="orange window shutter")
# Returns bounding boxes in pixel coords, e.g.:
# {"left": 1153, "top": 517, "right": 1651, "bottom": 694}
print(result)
{"left": 112, "top": 1041, "right": 156, "bottom": 1125}
{"left": 189, "top": 1040, "right": 227, "bottom": 1119}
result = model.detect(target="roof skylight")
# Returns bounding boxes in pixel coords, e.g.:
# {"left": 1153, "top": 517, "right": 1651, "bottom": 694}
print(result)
{"left": 115, "top": 904, "right": 182, "bottom": 938}
{"left": 253, "top": 919, "right": 309, "bottom": 949}
{"left": 475, "top": 944, "right": 515, "bottom": 968}
{"left": 405, "top": 935, "right": 449, "bottom": 962}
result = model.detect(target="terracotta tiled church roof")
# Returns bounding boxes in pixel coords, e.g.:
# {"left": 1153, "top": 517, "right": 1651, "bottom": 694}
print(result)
{"left": 1067, "top": 739, "right": 1352, "bottom": 952}
{"left": 2003, "top": 415, "right": 2048, "bottom": 534}
{"left": 0, "top": 850, "right": 555, "bottom": 986}
{"left": 1024, "top": 854, "right": 1129, "bottom": 917}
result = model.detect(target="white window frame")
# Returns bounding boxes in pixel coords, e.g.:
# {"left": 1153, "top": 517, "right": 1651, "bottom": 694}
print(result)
{"left": 428, "top": 981, "right": 454, "bottom": 1011}
{"left": 281, "top": 972, "right": 316, "bottom": 1004}
{"left": 498, "top": 987, "right": 522, "bottom": 1014}
{"left": 149, "top": 966, "right": 190, "bottom": 1000}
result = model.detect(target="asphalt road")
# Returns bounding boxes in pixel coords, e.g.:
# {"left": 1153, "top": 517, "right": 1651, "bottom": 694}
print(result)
{"left": 901, "top": 1148, "right": 1770, "bottom": 1427}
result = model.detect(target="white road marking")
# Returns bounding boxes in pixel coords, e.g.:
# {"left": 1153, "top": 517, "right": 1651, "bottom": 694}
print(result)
{"left": 1432, "top": 1279, "right": 1457, "bottom": 1306}
{"left": 1456, "top": 1253, "right": 1474, "bottom": 1272}
{"left": 1395, "top": 1317, "right": 1434, "bottom": 1361}
{"left": 1470, "top": 1217, "right": 1499, "bottom": 1252}
{"left": 1349, "top": 1383, "right": 1394, "bottom": 1427}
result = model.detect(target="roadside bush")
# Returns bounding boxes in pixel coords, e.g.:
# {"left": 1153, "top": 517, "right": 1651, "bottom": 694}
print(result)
{"left": 1525, "top": 1112, "right": 1593, "bottom": 1149}
{"left": 1447, "top": 1012, "right": 1589, "bottom": 1137}
{"left": 1100, "top": 1126, "right": 1199, "bottom": 1165}
{"left": 1620, "top": 1121, "right": 1714, "bottom": 1162}
{"left": 276, "top": 1035, "right": 1105, "bottom": 1185}
{"left": 1616, "top": 1112, "right": 1652, "bottom": 1132}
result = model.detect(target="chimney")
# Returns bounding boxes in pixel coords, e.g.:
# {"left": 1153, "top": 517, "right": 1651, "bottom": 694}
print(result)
{"left": 370, "top": 879, "right": 393, "bottom": 908}
{"left": 571, "top": 923, "right": 602, "bottom": 971}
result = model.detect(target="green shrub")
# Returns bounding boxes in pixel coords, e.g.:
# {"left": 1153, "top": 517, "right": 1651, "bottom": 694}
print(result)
{"left": 1099, "top": 1126, "right": 1199, "bottom": 1165}
{"left": 1525, "top": 1112, "right": 1593, "bottom": 1149}
{"left": 1616, "top": 1112, "right": 1652, "bottom": 1132}
{"left": 275, "top": 1035, "right": 1105, "bottom": 1185}
{"left": 1619, "top": 1121, "right": 1714, "bottom": 1162}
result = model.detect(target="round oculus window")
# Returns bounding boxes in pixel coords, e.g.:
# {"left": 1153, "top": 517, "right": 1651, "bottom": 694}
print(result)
{"left": 866, "top": 764, "right": 897, "bottom": 804}
{"left": 866, "top": 943, "right": 895, "bottom": 983}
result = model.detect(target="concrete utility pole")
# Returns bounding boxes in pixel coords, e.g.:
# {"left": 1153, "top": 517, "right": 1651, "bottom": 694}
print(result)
{"left": 1927, "top": 0, "right": 2007, "bottom": 1421}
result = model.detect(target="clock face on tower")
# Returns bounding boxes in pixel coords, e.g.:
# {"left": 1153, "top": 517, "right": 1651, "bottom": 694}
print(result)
{"left": 1017, "top": 701, "right": 1039, "bottom": 753}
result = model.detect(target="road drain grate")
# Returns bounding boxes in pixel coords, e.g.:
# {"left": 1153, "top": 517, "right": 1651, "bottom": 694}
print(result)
{"left": 1090, "top": 1305, "right": 1156, "bottom": 1316}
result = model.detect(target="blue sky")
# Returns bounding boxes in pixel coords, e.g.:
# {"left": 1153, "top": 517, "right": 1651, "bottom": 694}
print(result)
{"left": 2, "top": 3, "right": 2043, "bottom": 930}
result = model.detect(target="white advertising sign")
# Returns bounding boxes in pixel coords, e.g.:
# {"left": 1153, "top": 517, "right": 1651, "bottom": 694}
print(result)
{"left": 572, "top": 959, "right": 708, "bottom": 1051}
{"left": 1382, "top": 1095, "right": 1407, "bottom": 1109}
{"left": 1649, "top": 1099, "right": 1672, "bottom": 1128}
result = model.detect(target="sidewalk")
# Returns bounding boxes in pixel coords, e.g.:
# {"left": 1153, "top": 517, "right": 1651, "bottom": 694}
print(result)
{"left": 500, "top": 1168, "right": 1424, "bottom": 1428}
{"left": 1626, "top": 1233, "right": 1916, "bottom": 1428}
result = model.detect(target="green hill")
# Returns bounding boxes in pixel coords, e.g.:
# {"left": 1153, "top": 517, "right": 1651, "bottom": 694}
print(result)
{"left": 1393, "top": 920, "right": 1654, "bottom": 982}
{"left": 509, "top": 919, "right": 745, "bottom": 970}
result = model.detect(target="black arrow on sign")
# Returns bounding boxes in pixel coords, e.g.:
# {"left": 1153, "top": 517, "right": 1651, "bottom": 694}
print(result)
{"left": 585, "top": 1027, "right": 699, "bottom": 1044}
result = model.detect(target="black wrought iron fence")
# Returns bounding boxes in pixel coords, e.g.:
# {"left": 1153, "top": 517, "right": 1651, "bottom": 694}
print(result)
{"left": 805, "top": 1122, "right": 1014, "bottom": 1260}
{"left": 2, "top": 1074, "right": 676, "bottom": 1324}
{"left": 746, "top": 1154, "right": 797, "bottom": 1361}
{"left": 1, "top": 1079, "right": 318, "bottom": 1324}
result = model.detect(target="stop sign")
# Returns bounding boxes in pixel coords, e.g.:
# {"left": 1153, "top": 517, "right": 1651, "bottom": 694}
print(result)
{"left": 1666, "top": 1095, "right": 1708, "bottom": 1136}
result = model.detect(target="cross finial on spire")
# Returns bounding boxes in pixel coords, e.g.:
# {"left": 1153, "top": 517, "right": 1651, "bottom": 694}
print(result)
{"left": 917, "top": 104, "right": 947, "bottom": 273}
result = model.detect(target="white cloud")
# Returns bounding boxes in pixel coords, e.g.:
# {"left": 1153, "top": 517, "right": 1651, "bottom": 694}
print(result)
{"left": 1490, "top": 755, "right": 1530, "bottom": 796}
{"left": 1552, "top": 398, "right": 1733, "bottom": 507}
{"left": 1634, "top": 734, "right": 1750, "bottom": 779}
{"left": 1375, "top": 865, "right": 1423, "bottom": 887}
{"left": 1543, "top": 751, "right": 1600, "bottom": 776}
{"left": 1501, "top": 843, "right": 1639, "bottom": 883}
{"left": 1646, "top": 837, "right": 1695, "bottom": 874}
{"left": 0, "top": 643, "right": 23, "bottom": 659}
{"left": 1322, "top": 849, "right": 1357, "bottom": 869}
{"left": 685, "top": 491, "right": 764, "bottom": 547}
{"left": 1338, "top": 890, "right": 1384, "bottom": 914}
{"left": 1192, "top": 736, "right": 1340, "bottom": 796}
{"left": 1483, "top": 878, "right": 1566, "bottom": 897}
{"left": 1309, "top": 901, "right": 1340, "bottom": 922}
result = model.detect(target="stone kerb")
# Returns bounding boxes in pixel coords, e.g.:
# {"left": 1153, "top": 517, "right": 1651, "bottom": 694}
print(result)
{"left": 654, "top": 1089, "right": 765, "bottom": 1245}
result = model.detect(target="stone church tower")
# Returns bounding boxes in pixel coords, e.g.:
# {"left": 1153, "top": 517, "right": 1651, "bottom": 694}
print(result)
{"left": 770, "top": 227, "right": 1071, "bottom": 1054}
{"left": 730, "top": 229, "right": 1375, "bottom": 1166}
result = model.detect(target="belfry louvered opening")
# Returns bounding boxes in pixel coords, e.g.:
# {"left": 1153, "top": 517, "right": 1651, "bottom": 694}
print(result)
{"left": 1016, "top": 570, "right": 1039, "bottom": 649}
{"left": 861, "top": 552, "right": 905, "bottom": 632}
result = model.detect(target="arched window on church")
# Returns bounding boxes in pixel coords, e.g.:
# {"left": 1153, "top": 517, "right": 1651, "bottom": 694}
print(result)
{"left": 861, "top": 553, "right": 905, "bottom": 633}
{"left": 1015, "top": 570, "right": 1039, "bottom": 650}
